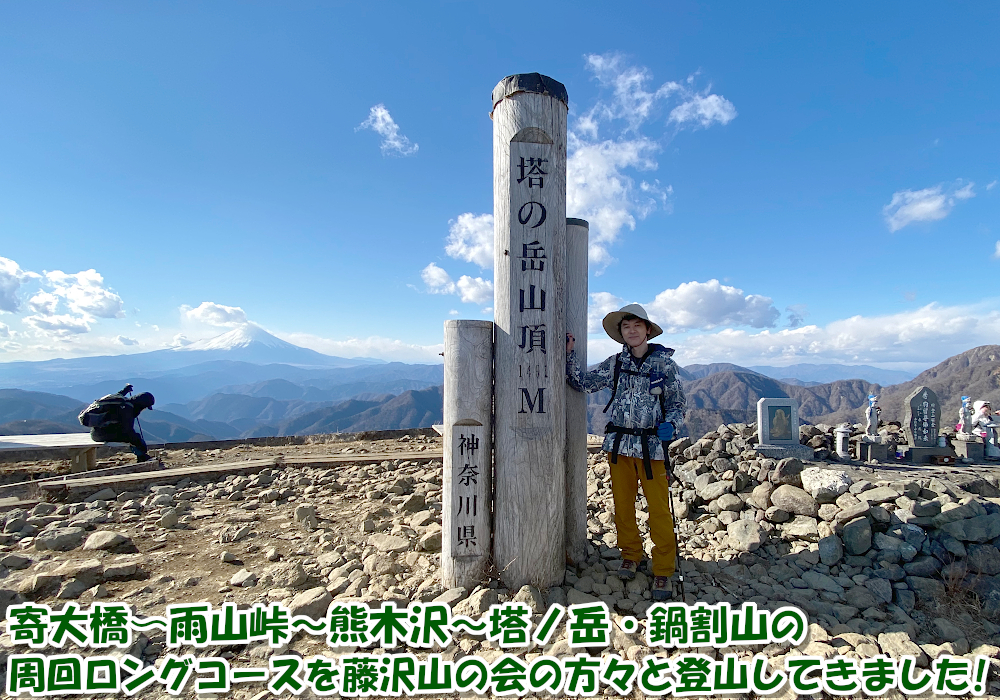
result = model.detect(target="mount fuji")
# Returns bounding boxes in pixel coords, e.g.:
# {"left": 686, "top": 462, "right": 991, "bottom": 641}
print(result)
{"left": 0, "top": 324, "right": 387, "bottom": 395}
{"left": 171, "top": 324, "right": 374, "bottom": 367}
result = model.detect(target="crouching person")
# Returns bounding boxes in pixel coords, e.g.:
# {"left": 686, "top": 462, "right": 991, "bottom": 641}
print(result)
{"left": 566, "top": 304, "right": 686, "bottom": 601}
{"left": 79, "top": 384, "right": 156, "bottom": 463}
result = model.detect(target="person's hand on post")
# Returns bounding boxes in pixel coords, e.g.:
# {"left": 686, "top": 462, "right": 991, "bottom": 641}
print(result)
{"left": 566, "top": 333, "right": 575, "bottom": 353}
{"left": 657, "top": 422, "right": 674, "bottom": 442}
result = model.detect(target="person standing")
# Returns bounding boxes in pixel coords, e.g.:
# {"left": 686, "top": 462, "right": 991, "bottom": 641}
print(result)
{"left": 566, "top": 303, "right": 686, "bottom": 601}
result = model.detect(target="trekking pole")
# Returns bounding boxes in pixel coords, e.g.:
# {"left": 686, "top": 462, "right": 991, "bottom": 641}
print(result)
{"left": 661, "top": 439, "right": 687, "bottom": 603}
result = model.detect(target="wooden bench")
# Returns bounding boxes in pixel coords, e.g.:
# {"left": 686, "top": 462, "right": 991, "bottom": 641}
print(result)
{"left": 0, "top": 434, "right": 123, "bottom": 473}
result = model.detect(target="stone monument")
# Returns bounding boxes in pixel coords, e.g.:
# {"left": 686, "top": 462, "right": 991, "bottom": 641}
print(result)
{"left": 902, "top": 386, "right": 954, "bottom": 463}
{"left": 755, "top": 398, "right": 813, "bottom": 460}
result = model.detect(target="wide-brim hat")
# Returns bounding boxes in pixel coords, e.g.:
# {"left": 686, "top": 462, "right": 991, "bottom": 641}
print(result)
{"left": 602, "top": 303, "right": 663, "bottom": 345}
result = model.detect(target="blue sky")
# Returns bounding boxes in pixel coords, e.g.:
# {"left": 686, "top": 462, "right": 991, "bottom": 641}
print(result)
{"left": 1, "top": 2, "right": 998, "bottom": 370}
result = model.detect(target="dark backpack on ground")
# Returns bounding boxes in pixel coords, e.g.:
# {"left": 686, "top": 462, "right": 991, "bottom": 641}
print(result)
{"left": 78, "top": 394, "right": 127, "bottom": 429}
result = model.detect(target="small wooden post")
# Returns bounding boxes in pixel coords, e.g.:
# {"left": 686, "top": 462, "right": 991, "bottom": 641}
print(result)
{"left": 564, "top": 218, "right": 589, "bottom": 565}
{"left": 442, "top": 320, "right": 494, "bottom": 589}
{"left": 491, "top": 73, "right": 569, "bottom": 589}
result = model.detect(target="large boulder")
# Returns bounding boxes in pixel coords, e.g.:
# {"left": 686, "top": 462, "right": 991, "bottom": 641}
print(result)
{"left": 783, "top": 516, "right": 819, "bottom": 541}
{"left": 288, "top": 587, "right": 332, "bottom": 619}
{"left": 727, "top": 520, "right": 765, "bottom": 553}
{"left": 33, "top": 527, "right": 86, "bottom": 551}
{"left": 967, "top": 544, "right": 1000, "bottom": 575}
{"left": 800, "top": 468, "right": 852, "bottom": 503}
{"left": 745, "top": 483, "right": 774, "bottom": 510}
{"left": 83, "top": 531, "right": 137, "bottom": 553}
{"left": 771, "top": 458, "right": 804, "bottom": 487}
{"left": 842, "top": 517, "right": 872, "bottom": 555}
{"left": 368, "top": 534, "right": 410, "bottom": 553}
{"left": 818, "top": 532, "right": 843, "bottom": 566}
{"left": 770, "top": 485, "right": 819, "bottom": 517}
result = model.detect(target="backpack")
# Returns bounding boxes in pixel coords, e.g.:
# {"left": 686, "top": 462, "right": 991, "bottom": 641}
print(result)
{"left": 602, "top": 344, "right": 670, "bottom": 417}
{"left": 78, "top": 394, "right": 127, "bottom": 429}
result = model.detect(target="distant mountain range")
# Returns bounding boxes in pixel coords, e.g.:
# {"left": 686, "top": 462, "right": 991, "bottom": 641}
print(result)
{"left": 0, "top": 325, "right": 444, "bottom": 440}
{"left": 0, "top": 386, "right": 444, "bottom": 442}
{"left": 6, "top": 325, "right": 992, "bottom": 445}
{"left": 0, "top": 324, "right": 384, "bottom": 393}
{"left": 585, "top": 347, "right": 996, "bottom": 438}
{"left": 747, "top": 363, "right": 915, "bottom": 386}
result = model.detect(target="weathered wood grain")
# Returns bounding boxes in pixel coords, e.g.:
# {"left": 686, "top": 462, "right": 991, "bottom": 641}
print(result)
{"left": 492, "top": 76, "right": 568, "bottom": 589}
{"left": 442, "top": 320, "right": 494, "bottom": 588}
{"left": 564, "top": 218, "right": 589, "bottom": 565}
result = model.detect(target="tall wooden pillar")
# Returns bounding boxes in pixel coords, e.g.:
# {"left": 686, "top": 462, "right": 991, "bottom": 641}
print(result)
{"left": 442, "top": 320, "right": 494, "bottom": 589}
{"left": 564, "top": 218, "right": 589, "bottom": 565}
{"left": 491, "top": 73, "right": 569, "bottom": 589}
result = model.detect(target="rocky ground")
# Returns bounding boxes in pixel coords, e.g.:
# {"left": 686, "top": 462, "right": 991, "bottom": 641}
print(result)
{"left": 0, "top": 426, "right": 999, "bottom": 698}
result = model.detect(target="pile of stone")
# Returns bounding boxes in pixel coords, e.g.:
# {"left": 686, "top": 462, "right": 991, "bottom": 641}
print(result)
{"left": 1, "top": 432, "right": 999, "bottom": 696}
{"left": 667, "top": 422, "right": 1000, "bottom": 638}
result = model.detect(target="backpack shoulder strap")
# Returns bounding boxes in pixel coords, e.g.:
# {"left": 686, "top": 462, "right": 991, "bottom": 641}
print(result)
{"left": 603, "top": 356, "right": 623, "bottom": 414}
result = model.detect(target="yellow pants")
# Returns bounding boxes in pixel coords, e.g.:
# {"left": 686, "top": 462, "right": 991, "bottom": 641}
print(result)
{"left": 609, "top": 455, "right": 677, "bottom": 577}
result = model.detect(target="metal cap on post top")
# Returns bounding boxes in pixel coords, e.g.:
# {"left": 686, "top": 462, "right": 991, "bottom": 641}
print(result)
{"left": 491, "top": 73, "right": 569, "bottom": 117}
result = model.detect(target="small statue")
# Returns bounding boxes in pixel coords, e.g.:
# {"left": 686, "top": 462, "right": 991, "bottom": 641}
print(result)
{"left": 865, "top": 394, "right": 881, "bottom": 438}
{"left": 958, "top": 396, "right": 974, "bottom": 435}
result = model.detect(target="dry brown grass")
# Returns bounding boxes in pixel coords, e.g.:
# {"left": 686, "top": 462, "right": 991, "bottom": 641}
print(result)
{"left": 917, "top": 565, "right": 990, "bottom": 644}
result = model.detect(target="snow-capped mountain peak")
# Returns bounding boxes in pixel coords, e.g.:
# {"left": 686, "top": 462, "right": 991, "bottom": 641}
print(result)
{"left": 177, "top": 324, "right": 295, "bottom": 352}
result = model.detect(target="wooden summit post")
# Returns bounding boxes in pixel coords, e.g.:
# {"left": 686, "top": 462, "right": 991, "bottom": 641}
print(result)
{"left": 564, "top": 218, "right": 589, "bottom": 566}
{"left": 442, "top": 320, "right": 494, "bottom": 589}
{"left": 491, "top": 73, "right": 568, "bottom": 589}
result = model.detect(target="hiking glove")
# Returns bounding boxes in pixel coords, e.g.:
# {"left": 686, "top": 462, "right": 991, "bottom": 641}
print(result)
{"left": 657, "top": 422, "right": 674, "bottom": 441}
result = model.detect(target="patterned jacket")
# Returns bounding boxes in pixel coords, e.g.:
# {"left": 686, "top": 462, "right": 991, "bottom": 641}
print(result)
{"left": 566, "top": 344, "right": 686, "bottom": 461}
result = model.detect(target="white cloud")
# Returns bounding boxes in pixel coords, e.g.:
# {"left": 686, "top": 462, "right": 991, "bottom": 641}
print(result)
{"left": 426, "top": 54, "right": 735, "bottom": 284}
{"left": 646, "top": 280, "right": 779, "bottom": 332}
{"left": 567, "top": 135, "right": 669, "bottom": 268}
{"left": 669, "top": 93, "right": 738, "bottom": 128}
{"left": 672, "top": 302, "right": 1000, "bottom": 367}
{"left": 455, "top": 276, "right": 493, "bottom": 305}
{"left": 444, "top": 213, "right": 494, "bottom": 268}
{"left": 357, "top": 104, "right": 418, "bottom": 156}
{"left": 993, "top": 241, "right": 1000, "bottom": 259}
{"left": 44, "top": 269, "right": 125, "bottom": 319}
{"left": 278, "top": 332, "right": 443, "bottom": 363}
{"left": 568, "top": 53, "right": 736, "bottom": 267}
{"left": 582, "top": 54, "right": 682, "bottom": 131}
{"left": 421, "top": 263, "right": 455, "bottom": 294}
{"left": 448, "top": 309, "right": 459, "bottom": 316}
{"left": 987, "top": 180, "right": 997, "bottom": 191}
{"left": 115, "top": 335, "right": 138, "bottom": 346}
{"left": 27, "top": 291, "right": 59, "bottom": 315}
{"left": 586, "top": 281, "right": 778, "bottom": 338}
{"left": 883, "top": 179, "right": 975, "bottom": 232}
{"left": 421, "top": 263, "right": 493, "bottom": 304}
{"left": 182, "top": 301, "right": 249, "bottom": 327}
{"left": 23, "top": 313, "right": 91, "bottom": 335}
{"left": 0, "top": 257, "right": 39, "bottom": 313}
{"left": 169, "top": 334, "right": 192, "bottom": 348}
{"left": 0, "top": 322, "right": 10, "bottom": 338}
{"left": 587, "top": 291, "right": 625, "bottom": 334}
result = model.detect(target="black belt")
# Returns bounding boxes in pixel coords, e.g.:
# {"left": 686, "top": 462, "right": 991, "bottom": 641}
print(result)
{"left": 605, "top": 422, "right": 657, "bottom": 479}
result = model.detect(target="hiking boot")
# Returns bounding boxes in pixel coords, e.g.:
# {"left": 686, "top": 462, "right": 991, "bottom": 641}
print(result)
{"left": 651, "top": 576, "right": 672, "bottom": 601}
{"left": 617, "top": 559, "right": 638, "bottom": 580}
